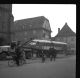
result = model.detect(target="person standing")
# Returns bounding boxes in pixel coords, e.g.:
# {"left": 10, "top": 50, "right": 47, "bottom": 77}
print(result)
{"left": 15, "top": 41, "right": 22, "bottom": 66}
{"left": 41, "top": 50, "right": 45, "bottom": 63}
{"left": 53, "top": 47, "right": 57, "bottom": 61}
{"left": 49, "top": 47, "right": 53, "bottom": 61}
{"left": 49, "top": 46, "right": 57, "bottom": 61}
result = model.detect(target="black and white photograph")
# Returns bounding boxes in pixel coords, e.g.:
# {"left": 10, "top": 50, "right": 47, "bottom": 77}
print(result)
{"left": 0, "top": 4, "right": 76, "bottom": 78}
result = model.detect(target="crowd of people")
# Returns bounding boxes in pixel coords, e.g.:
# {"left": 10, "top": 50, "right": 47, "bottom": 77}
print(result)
{"left": 41, "top": 47, "right": 57, "bottom": 63}
{"left": 10, "top": 41, "right": 57, "bottom": 66}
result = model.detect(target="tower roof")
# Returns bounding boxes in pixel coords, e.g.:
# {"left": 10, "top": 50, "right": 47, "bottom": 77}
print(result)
{"left": 55, "top": 23, "right": 76, "bottom": 37}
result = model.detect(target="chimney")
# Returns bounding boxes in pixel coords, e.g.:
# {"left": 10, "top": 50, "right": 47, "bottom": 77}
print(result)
{"left": 58, "top": 28, "right": 60, "bottom": 33}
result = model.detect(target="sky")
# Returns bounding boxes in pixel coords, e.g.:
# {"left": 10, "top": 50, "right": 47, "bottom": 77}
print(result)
{"left": 12, "top": 4, "right": 76, "bottom": 37}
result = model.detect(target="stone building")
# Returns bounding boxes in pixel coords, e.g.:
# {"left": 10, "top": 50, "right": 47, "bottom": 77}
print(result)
{"left": 0, "top": 4, "right": 13, "bottom": 45}
{"left": 52, "top": 23, "right": 76, "bottom": 53}
{"left": 11, "top": 16, "right": 51, "bottom": 43}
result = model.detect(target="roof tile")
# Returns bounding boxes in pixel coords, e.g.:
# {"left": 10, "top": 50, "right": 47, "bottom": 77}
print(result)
{"left": 13, "top": 16, "right": 51, "bottom": 32}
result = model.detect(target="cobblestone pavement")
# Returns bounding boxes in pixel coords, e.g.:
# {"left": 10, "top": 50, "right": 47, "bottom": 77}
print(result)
{"left": 0, "top": 55, "right": 76, "bottom": 78}
{"left": 0, "top": 54, "right": 75, "bottom": 68}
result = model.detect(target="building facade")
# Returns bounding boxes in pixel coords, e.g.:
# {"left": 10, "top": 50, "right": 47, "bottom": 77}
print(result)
{"left": 52, "top": 23, "right": 76, "bottom": 53}
{"left": 0, "top": 4, "right": 13, "bottom": 45}
{"left": 11, "top": 16, "right": 51, "bottom": 43}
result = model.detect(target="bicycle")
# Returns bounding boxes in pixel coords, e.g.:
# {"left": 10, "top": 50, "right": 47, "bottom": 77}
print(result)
{"left": 8, "top": 55, "right": 26, "bottom": 67}
{"left": 8, "top": 55, "right": 17, "bottom": 67}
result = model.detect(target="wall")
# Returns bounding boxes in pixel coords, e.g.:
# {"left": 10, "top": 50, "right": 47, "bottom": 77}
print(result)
{"left": 55, "top": 36, "right": 76, "bottom": 51}
{"left": 0, "top": 4, "right": 13, "bottom": 45}
{"left": 12, "top": 19, "right": 51, "bottom": 42}
{"left": 12, "top": 29, "right": 44, "bottom": 42}
{"left": 12, "top": 28, "right": 51, "bottom": 42}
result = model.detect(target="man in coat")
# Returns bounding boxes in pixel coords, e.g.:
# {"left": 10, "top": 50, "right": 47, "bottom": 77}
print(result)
{"left": 49, "top": 46, "right": 57, "bottom": 61}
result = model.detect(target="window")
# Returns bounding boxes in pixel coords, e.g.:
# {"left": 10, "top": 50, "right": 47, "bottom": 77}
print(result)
{"left": 33, "top": 30, "right": 36, "bottom": 34}
{"left": 30, "top": 24, "right": 32, "bottom": 27}
{"left": 43, "top": 20, "right": 51, "bottom": 31}
{"left": 71, "top": 37, "right": 74, "bottom": 41}
{"left": 70, "top": 43, "right": 74, "bottom": 48}
{"left": 45, "top": 35, "right": 49, "bottom": 39}
{"left": 23, "top": 26, "right": 24, "bottom": 29}
{"left": 45, "top": 21, "right": 51, "bottom": 31}
{"left": 24, "top": 32, "right": 27, "bottom": 35}
{"left": 24, "top": 38, "right": 27, "bottom": 40}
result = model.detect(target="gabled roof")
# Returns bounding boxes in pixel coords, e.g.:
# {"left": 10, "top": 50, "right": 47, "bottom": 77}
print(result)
{"left": 55, "top": 23, "right": 76, "bottom": 37}
{"left": 13, "top": 16, "right": 51, "bottom": 32}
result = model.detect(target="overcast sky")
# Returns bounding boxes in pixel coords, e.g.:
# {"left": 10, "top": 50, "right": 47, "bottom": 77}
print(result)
{"left": 12, "top": 4, "right": 76, "bottom": 37}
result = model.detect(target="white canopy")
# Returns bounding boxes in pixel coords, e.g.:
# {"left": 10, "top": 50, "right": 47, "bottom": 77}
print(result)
{"left": 32, "top": 39, "right": 67, "bottom": 45}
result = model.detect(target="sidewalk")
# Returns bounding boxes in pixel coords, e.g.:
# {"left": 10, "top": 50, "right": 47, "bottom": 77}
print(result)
{"left": 0, "top": 54, "right": 75, "bottom": 68}
{"left": 56, "top": 54, "right": 75, "bottom": 59}
{"left": 0, "top": 55, "right": 76, "bottom": 78}
{"left": 26, "top": 54, "right": 75, "bottom": 64}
